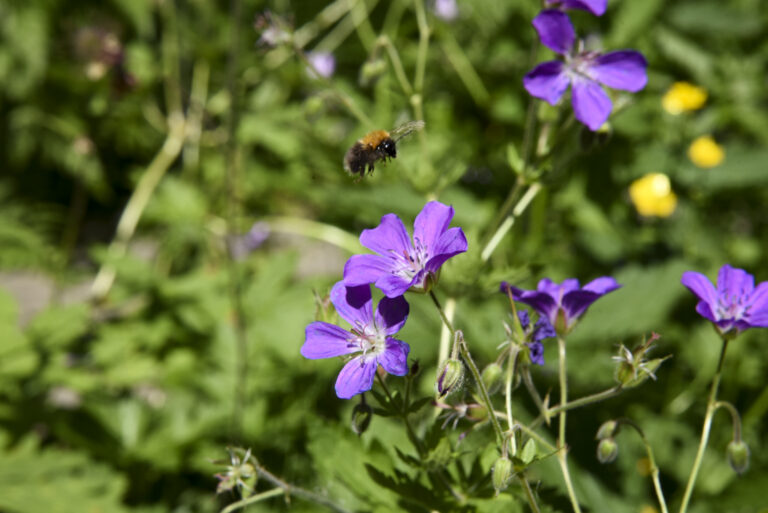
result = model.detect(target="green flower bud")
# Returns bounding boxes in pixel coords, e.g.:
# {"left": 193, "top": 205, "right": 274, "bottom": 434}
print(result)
{"left": 350, "top": 402, "right": 372, "bottom": 436}
{"left": 597, "top": 438, "right": 618, "bottom": 464}
{"left": 596, "top": 420, "right": 618, "bottom": 440}
{"left": 436, "top": 359, "right": 463, "bottom": 397}
{"left": 481, "top": 363, "right": 504, "bottom": 395}
{"left": 727, "top": 440, "right": 750, "bottom": 475}
{"left": 492, "top": 456, "right": 514, "bottom": 495}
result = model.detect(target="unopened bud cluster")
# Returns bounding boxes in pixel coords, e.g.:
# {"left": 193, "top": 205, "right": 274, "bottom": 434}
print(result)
{"left": 595, "top": 420, "right": 619, "bottom": 464}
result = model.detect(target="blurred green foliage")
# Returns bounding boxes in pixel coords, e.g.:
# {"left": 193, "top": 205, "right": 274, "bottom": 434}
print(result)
{"left": 1, "top": 0, "right": 767, "bottom": 511}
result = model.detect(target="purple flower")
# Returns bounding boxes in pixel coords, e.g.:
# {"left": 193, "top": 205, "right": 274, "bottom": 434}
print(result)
{"left": 681, "top": 264, "right": 768, "bottom": 338}
{"left": 517, "top": 310, "right": 555, "bottom": 365}
{"left": 545, "top": 0, "right": 607, "bottom": 16}
{"left": 501, "top": 276, "right": 621, "bottom": 335}
{"left": 433, "top": 0, "right": 459, "bottom": 21}
{"left": 343, "top": 201, "right": 468, "bottom": 298}
{"left": 301, "top": 281, "right": 410, "bottom": 399}
{"left": 523, "top": 10, "right": 647, "bottom": 131}
{"left": 307, "top": 51, "right": 336, "bottom": 78}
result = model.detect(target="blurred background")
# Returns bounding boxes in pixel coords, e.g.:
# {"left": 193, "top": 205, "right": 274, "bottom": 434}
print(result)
{"left": 1, "top": 0, "right": 767, "bottom": 511}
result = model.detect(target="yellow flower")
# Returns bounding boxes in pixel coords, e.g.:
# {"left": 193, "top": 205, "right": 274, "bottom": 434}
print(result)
{"left": 662, "top": 82, "right": 707, "bottom": 115}
{"left": 629, "top": 173, "right": 678, "bottom": 218}
{"left": 688, "top": 135, "right": 724, "bottom": 168}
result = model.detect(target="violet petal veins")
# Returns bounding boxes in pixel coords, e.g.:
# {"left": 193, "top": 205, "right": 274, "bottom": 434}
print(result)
{"left": 301, "top": 281, "right": 410, "bottom": 399}
{"left": 524, "top": 10, "right": 648, "bottom": 131}
{"left": 681, "top": 264, "right": 768, "bottom": 337}
{"left": 344, "top": 201, "right": 468, "bottom": 298}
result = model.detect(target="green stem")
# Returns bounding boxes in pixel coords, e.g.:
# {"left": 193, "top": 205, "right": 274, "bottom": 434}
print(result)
{"left": 547, "top": 386, "right": 623, "bottom": 418}
{"left": 377, "top": 35, "right": 413, "bottom": 95}
{"left": 519, "top": 475, "right": 542, "bottom": 513}
{"left": 220, "top": 488, "right": 285, "bottom": 513}
{"left": 505, "top": 345, "right": 520, "bottom": 453}
{"left": 429, "top": 291, "right": 505, "bottom": 446}
{"left": 618, "top": 419, "right": 669, "bottom": 513}
{"left": 246, "top": 456, "right": 353, "bottom": 513}
{"left": 556, "top": 336, "right": 582, "bottom": 513}
{"left": 481, "top": 182, "right": 542, "bottom": 262}
{"left": 679, "top": 338, "right": 731, "bottom": 513}
{"left": 713, "top": 400, "right": 742, "bottom": 442}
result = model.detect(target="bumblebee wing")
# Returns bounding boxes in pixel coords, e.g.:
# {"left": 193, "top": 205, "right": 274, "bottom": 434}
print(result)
{"left": 389, "top": 120, "right": 425, "bottom": 142}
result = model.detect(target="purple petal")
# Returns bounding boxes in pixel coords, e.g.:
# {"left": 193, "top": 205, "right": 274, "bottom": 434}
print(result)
{"left": 588, "top": 50, "right": 648, "bottom": 92}
{"left": 682, "top": 271, "right": 718, "bottom": 306}
{"left": 528, "top": 341, "right": 545, "bottom": 365}
{"left": 335, "top": 356, "right": 377, "bottom": 399}
{"left": 413, "top": 201, "right": 454, "bottom": 252}
{"left": 571, "top": 76, "right": 612, "bottom": 131}
{"left": 747, "top": 282, "right": 768, "bottom": 327}
{"left": 517, "top": 310, "right": 531, "bottom": 331}
{"left": 425, "top": 227, "right": 468, "bottom": 273}
{"left": 536, "top": 278, "right": 576, "bottom": 301}
{"left": 561, "top": 290, "right": 605, "bottom": 322}
{"left": 375, "top": 273, "right": 417, "bottom": 298}
{"left": 330, "top": 281, "right": 373, "bottom": 327}
{"left": 360, "top": 213, "right": 412, "bottom": 256}
{"left": 302, "top": 322, "right": 357, "bottom": 359}
{"left": 717, "top": 265, "right": 755, "bottom": 299}
{"left": 682, "top": 271, "right": 718, "bottom": 322}
{"left": 514, "top": 290, "right": 559, "bottom": 325}
{"left": 554, "top": 0, "right": 607, "bottom": 16}
{"left": 532, "top": 10, "right": 575, "bottom": 55}
{"left": 343, "top": 254, "right": 391, "bottom": 287}
{"left": 532, "top": 316, "right": 556, "bottom": 341}
{"left": 378, "top": 338, "right": 410, "bottom": 376}
{"left": 524, "top": 60, "right": 570, "bottom": 105}
{"left": 375, "top": 295, "right": 410, "bottom": 335}
{"left": 583, "top": 276, "right": 621, "bottom": 295}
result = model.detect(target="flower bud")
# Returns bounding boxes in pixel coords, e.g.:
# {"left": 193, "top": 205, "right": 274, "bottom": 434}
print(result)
{"left": 350, "top": 402, "right": 373, "bottom": 436}
{"left": 727, "top": 440, "right": 750, "bottom": 475}
{"left": 596, "top": 420, "right": 618, "bottom": 440}
{"left": 597, "top": 438, "right": 618, "bottom": 464}
{"left": 436, "top": 359, "right": 463, "bottom": 397}
{"left": 481, "top": 363, "right": 503, "bottom": 395}
{"left": 492, "top": 456, "right": 514, "bottom": 495}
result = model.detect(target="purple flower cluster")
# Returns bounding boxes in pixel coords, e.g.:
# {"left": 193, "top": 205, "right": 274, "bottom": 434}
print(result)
{"left": 516, "top": 310, "right": 556, "bottom": 365}
{"left": 524, "top": 3, "right": 647, "bottom": 131}
{"left": 302, "top": 201, "right": 468, "bottom": 398}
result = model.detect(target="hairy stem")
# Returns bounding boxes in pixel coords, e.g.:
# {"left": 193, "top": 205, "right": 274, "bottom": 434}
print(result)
{"left": 429, "top": 291, "right": 505, "bottom": 446}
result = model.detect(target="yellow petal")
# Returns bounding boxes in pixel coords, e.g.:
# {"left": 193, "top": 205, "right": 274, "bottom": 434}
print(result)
{"left": 688, "top": 135, "right": 725, "bottom": 168}
{"left": 661, "top": 82, "right": 707, "bottom": 115}
{"left": 629, "top": 173, "right": 678, "bottom": 218}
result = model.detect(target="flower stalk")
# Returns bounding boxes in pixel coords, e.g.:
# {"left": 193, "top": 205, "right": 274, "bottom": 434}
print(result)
{"left": 556, "top": 335, "right": 582, "bottom": 513}
{"left": 678, "top": 338, "right": 730, "bottom": 513}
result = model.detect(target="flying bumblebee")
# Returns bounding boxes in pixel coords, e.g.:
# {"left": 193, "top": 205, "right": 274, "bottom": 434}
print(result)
{"left": 343, "top": 120, "right": 425, "bottom": 177}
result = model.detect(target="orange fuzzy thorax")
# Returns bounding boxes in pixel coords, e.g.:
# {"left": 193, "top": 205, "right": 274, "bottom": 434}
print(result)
{"left": 360, "top": 130, "right": 390, "bottom": 149}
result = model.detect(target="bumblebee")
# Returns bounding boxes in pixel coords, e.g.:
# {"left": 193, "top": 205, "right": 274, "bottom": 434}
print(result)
{"left": 343, "top": 120, "right": 425, "bottom": 177}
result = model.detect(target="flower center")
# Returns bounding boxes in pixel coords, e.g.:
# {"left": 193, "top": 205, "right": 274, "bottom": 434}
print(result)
{"left": 716, "top": 292, "right": 748, "bottom": 321}
{"left": 350, "top": 323, "right": 387, "bottom": 358}
{"left": 390, "top": 236, "right": 429, "bottom": 280}
{"left": 564, "top": 51, "right": 599, "bottom": 81}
